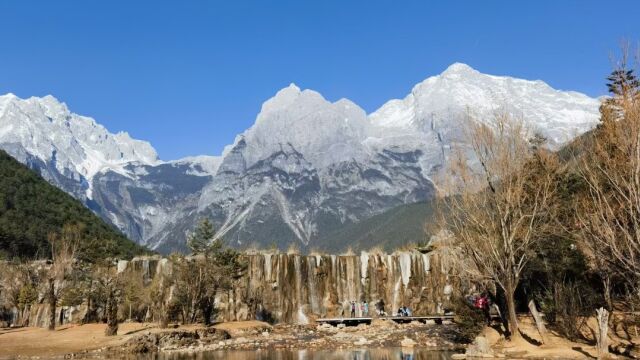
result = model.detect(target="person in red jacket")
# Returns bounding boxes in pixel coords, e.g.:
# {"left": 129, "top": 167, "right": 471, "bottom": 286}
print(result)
{"left": 479, "top": 293, "right": 491, "bottom": 325}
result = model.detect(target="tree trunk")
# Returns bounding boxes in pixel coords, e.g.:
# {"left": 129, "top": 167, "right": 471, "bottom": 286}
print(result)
{"left": 596, "top": 307, "right": 610, "bottom": 359}
{"left": 159, "top": 300, "right": 169, "bottom": 329}
{"left": 47, "top": 278, "right": 56, "bottom": 331}
{"left": 505, "top": 280, "right": 519, "bottom": 340}
{"left": 105, "top": 285, "right": 118, "bottom": 336}
{"left": 528, "top": 299, "right": 548, "bottom": 344}
{"left": 602, "top": 276, "right": 613, "bottom": 311}
{"left": 159, "top": 311, "right": 169, "bottom": 329}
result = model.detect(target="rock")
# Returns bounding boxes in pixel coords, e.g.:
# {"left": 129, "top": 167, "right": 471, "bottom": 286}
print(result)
{"left": 333, "top": 331, "right": 351, "bottom": 339}
{"left": 451, "top": 354, "right": 466, "bottom": 360}
{"left": 337, "top": 323, "right": 346, "bottom": 329}
{"left": 465, "top": 336, "right": 494, "bottom": 358}
{"left": 354, "top": 337, "right": 370, "bottom": 346}
{"left": 122, "top": 333, "right": 159, "bottom": 353}
{"left": 401, "top": 337, "right": 417, "bottom": 348}
{"left": 195, "top": 327, "right": 231, "bottom": 341}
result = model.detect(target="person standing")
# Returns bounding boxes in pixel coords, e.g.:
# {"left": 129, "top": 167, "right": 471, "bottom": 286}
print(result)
{"left": 363, "top": 301, "right": 369, "bottom": 317}
{"left": 480, "top": 293, "right": 491, "bottom": 325}
{"left": 350, "top": 301, "right": 356, "bottom": 318}
{"left": 378, "top": 299, "right": 386, "bottom": 316}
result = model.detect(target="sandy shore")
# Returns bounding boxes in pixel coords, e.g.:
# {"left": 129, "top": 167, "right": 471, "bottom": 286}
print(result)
{"left": 0, "top": 322, "right": 167, "bottom": 358}
{"left": 0, "top": 320, "right": 460, "bottom": 358}
{"left": 1, "top": 317, "right": 634, "bottom": 359}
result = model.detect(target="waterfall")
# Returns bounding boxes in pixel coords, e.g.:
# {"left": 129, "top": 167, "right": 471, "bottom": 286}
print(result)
{"left": 346, "top": 256, "right": 358, "bottom": 302}
{"left": 360, "top": 251, "right": 369, "bottom": 285}
{"left": 293, "top": 255, "right": 305, "bottom": 320}
{"left": 308, "top": 257, "right": 319, "bottom": 314}
{"left": 297, "top": 306, "right": 309, "bottom": 325}
{"left": 422, "top": 253, "right": 431, "bottom": 273}
{"left": 392, "top": 277, "right": 402, "bottom": 314}
{"left": 63, "top": 250, "right": 454, "bottom": 326}
{"left": 117, "top": 260, "right": 128, "bottom": 274}
{"left": 142, "top": 259, "right": 150, "bottom": 281}
{"left": 264, "top": 253, "right": 272, "bottom": 281}
{"left": 399, "top": 252, "right": 412, "bottom": 286}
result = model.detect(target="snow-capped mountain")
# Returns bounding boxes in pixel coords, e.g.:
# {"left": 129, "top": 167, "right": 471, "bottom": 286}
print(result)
{"left": 0, "top": 93, "right": 158, "bottom": 200}
{"left": 0, "top": 63, "right": 601, "bottom": 252}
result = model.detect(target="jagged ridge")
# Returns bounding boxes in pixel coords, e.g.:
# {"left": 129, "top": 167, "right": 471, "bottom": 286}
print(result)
{"left": 0, "top": 64, "right": 601, "bottom": 252}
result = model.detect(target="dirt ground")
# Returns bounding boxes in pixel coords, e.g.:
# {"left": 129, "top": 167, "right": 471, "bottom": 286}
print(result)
{"left": 1, "top": 316, "right": 637, "bottom": 359}
{"left": 0, "top": 322, "right": 200, "bottom": 358}
{"left": 483, "top": 315, "right": 639, "bottom": 359}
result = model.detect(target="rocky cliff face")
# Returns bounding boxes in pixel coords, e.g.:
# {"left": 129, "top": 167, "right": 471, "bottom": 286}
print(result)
{"left": 0, "top": 64, "right": 601, "bottom": 252}
{"left": 218, "top": 251, "right": 456, "bottom": 323}
{"left": 114, "top": 250, "right": 457, "bottom": 324}
{"left": 7, "top": 250, "right": 457, "bottom": 328}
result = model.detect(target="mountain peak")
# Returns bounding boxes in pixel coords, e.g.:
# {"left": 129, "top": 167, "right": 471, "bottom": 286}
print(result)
{"left": 274, "top": 83, "right": 302, "bottom": 98}
{"left": 441, "top": 62, "right": 477, "bottom": 75}
{"left": 286, "top": 82, "right": 301, "bottom": 92}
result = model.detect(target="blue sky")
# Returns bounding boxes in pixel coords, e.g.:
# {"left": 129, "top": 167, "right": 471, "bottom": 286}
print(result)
{"left": 0, "top": 1, "right": 638, "bottom": 160}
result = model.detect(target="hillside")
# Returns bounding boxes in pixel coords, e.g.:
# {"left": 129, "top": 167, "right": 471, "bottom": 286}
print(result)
{"left": 316, "top": 201, "right": 436, "bottom": 252}
{"left": 0, "top": 150, "right": 147, "bottom": 260}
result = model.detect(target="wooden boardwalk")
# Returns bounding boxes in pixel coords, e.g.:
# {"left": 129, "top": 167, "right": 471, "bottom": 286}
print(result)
{"left": 316, "top": 314, "right": 455, "bottom": 326}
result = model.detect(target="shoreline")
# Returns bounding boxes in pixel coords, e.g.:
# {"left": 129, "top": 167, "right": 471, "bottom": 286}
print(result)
{"left": 1, "top": 317, "right": 619, "bottom": 359}
{"left": 0, "top": 320, "right": 464, "bottom": 359}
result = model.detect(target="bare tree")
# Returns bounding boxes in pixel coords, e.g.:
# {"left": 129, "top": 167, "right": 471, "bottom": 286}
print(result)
{"left": 574, "top": 58, "right": 640, "bottom": 298}
{"left": 596, "top": 307, "right": 611, "bottom": 359}
{"left": 46, "top": 224, "right": 81, "bottom": 330}
{"left": 441, "top": 114, "right": 557, "bottom": 339}
{"left": 103, "top": 273, "right": 120, "bottom": 336}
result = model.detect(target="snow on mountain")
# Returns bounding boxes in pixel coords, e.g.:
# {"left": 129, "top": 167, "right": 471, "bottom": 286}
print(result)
{"left": 227, "top": 83, "right": 371, "bottom": 168}
{"left": 169, "top": 155, "right": 223, "bottom": 176}
{"left": 0, "top": 63, "right": 603, "bottom": 252}
{"left": 0, "top": 93, "right": 159, "bottom": 198}
{"left": 370, "top": 63, "right": 599, "bottom": 147}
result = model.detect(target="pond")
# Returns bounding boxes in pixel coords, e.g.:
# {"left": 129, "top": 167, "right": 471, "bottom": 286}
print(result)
{"left": 133, "top": 348, "right": 456, "bottom": 360}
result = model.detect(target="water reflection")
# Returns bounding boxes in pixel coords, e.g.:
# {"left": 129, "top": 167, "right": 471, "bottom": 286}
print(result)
{"left": 140, "top": 348, "right": 455, "bottom": 360}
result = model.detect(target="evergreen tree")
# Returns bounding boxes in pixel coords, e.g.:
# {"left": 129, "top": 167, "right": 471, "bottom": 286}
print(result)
{"left": 187, "top": 218, "right": 218, "bottom": 255}
{"left": 174, "top": 217, "right": 245, "bottom": 325}
{"left": 0, "top": 150, "right": 147, "bottom": 261}
{"left": 606, "top": 68, "right": 640, "bottom": 98}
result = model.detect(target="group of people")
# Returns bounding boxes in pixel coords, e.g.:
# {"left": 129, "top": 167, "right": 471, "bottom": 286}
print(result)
{"left": 395, "top": 306, "right": 413, "bottom": 317}
{"left": 346, "top": 299, "right": 413, "bottom": 318}
{"left": 349, "top": 300, "right": 370, "bottom": 317}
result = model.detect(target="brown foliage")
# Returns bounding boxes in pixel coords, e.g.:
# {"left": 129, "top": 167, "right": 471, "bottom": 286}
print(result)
{"left": 441, "top": 113, "right": 559, "bottom": 339}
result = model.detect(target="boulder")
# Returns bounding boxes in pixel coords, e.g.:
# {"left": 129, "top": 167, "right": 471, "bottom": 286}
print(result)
{"left": 465, "top": 336, "right": 494, "bottom": 358}
{"left": 401, "top": 337, "right": 417, "bottom": 348}
{"left": 195, "top": 327, "right": 231, "bottom": 342}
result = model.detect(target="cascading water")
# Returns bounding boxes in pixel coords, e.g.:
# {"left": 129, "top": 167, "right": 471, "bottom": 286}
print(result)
{"left": 399, "top": 252, "right": 412, "bottom": 287}
{"left": 422, "top": 253, "right": 431, "bottom": 273}
{"left": 360, "top": 251, "right": 369, "bottom": 286}
{"left": 28, "top": 250, "right": 455, "bottom": 327}
{"left": 264, "top": 253, "right": 272, "bottom": 281}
